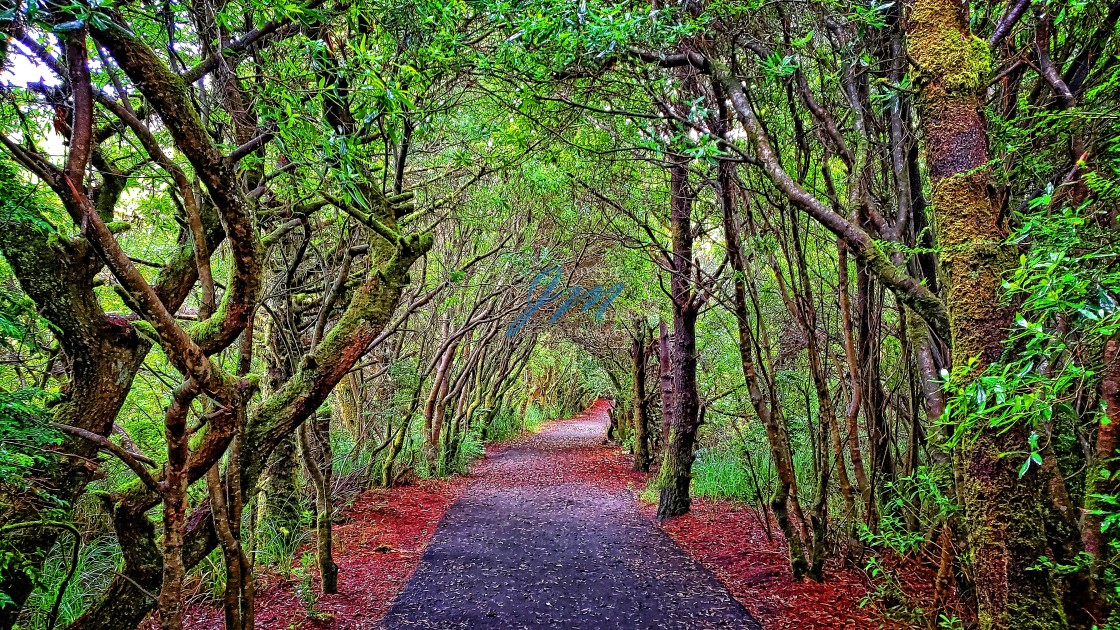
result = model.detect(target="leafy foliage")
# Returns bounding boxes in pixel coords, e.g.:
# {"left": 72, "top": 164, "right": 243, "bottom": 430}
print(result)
{"left": 0, "top": 388, "right": 60, "bottom": 491}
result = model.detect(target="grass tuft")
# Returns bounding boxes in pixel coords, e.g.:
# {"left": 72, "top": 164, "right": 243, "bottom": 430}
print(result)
{"left": 690, "top": 447, "right": 755, "bottom": 501}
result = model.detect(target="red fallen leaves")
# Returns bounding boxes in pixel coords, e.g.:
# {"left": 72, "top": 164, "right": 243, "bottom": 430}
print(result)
{"left": 653, "top": 499, "right": 912, "bottom": 630}
{"left": 185, "top": 477, "right": 470, "bottom": 629}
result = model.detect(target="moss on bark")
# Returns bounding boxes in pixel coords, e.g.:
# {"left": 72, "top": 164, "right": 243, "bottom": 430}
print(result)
{"left": 908, "top": 1, "right": 991, "bottom": 96}
{"left": 907, "top": 1, "right": 1068, "bottom": 626}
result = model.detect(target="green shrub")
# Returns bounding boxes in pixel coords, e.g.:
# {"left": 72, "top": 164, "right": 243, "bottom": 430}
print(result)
{"left": 485, "top": 409, "right": 523, "bottom": 442}
{"left": 522, "top": 402, "right": 564, "bottom": 433}
{"left": 450, "top": 430, "right": 486, "bottom": 475}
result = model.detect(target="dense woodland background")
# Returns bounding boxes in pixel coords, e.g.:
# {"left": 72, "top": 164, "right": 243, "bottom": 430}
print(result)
{"left": 0, "top": 0, "right": 1118, "bottom": 628}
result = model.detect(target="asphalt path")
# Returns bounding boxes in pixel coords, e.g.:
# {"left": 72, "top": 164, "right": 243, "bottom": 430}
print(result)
{"left": 381, "top": 405, "right": 761, "bottom": 629}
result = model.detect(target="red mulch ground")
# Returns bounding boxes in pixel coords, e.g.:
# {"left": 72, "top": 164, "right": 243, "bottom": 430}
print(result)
{"left": 183, "top": 477, "right": 470, "bottom": 629}
{"left": 652, "top": 499, "right": 915, "bottom": 629}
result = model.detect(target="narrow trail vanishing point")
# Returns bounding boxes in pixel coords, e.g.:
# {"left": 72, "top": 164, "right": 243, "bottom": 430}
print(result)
{"left": 381, "top": 401, "right": 762, "bottom": 629}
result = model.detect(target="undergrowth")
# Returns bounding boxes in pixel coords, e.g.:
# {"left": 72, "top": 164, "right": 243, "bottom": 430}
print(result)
{"left": 18, "top": 535, "right": 118, "bottom": 629}
{"left": 691, "top": 447, "right": 755, "bottom": 501}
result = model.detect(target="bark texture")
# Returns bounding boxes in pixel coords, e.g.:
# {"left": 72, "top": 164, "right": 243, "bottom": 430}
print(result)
{"left": 906, "top": 1, "right": 1065, "bottom": 626}
{"left": 657, "top": 160, "right": 701, "bottom": 519}
{"left": 631, "top": 322, "right": 651, "bottom": 472}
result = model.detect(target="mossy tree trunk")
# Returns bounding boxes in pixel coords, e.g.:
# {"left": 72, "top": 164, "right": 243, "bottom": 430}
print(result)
{"left": 0, "top": 4, "right": 435, "bottom": 626}
{"left": 257, "top": 434, "right": 302, "bottom": 548}
{"left": 0, "top": 159, "right": 217, "bottom": 625}
{"left": 258, "top": 341, "right": 303, "bottom": 550}
{"left": 1080, "top": 338, "right": 1120, "bottom": 602}
{"left": 65, "top": 500, "right": 164, "bottom": 630}
{"left": 381, "top": 413, "right": 412, "bottom": 487}
{"left": 299, "top": 412, "right": 338, "bottom": 594}
{"left": 906, "top": 1, "right": 1066, "bottom": 626}
{"left": 72, "top": 231, "right": 433, "bottom": 630}
{"left": 333, "top": 374, "right": 361, "bottom": 442}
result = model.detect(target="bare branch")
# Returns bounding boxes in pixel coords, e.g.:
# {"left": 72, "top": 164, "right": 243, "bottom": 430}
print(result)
{"left": 50, "top": 422, "right": 162, "bottom": 494}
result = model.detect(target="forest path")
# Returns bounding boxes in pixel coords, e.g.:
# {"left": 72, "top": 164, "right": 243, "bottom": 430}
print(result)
{"left": 380, "top": 401, "right": 761, "bottom": 629}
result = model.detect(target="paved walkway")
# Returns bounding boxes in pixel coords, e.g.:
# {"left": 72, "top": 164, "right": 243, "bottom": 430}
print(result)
{"left": 381, "top": 403, "right": 761, "bottom": 629}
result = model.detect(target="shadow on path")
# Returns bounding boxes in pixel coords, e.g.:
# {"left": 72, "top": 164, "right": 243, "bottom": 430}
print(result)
{"left": 381, "top": 402, "right": 762, "bottom": 629}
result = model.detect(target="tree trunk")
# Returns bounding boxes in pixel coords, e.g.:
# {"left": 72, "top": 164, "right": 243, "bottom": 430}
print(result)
{"left": 333, "top": 374, "right": 361, "bottom": 440}
{"left": 856, "top": 266, "right": 894, "bottom": 488}
{"left": 158, "top": 383, "right": 197, "bottom": 630}
{"left": 632, "top": 321, "right": 651, "bottom": 472}
{"left": 426, "top": 342, "right": 455, "bottom": 465}
{"left": 60, "top": 206, "right": 433, "bottom": 630}
{"left": 1081, "top": 338, "right": 1120, "bottom": 587}
{"left": 302, "top": 410, "right": 338, "bottom": 594}
{"left": 257, "top": 330, "right": 303, "bottom": 547}
{"left": 657, "top": 159, "right": 701, "bottom": 519}
{"left": 787, "top": 217, "right": 838, "bottom": 581}
{"left": 657, "top": 320, "right": 673, "bottom": 450}
{"left": 719, "top": 161, "right": 810, "bottom": 576}
{"left": 66, "top": 500, "right": 163, "bottom": 630}
{"left": 906, "top": 1, "right": 1066, "bottom": 626}
{"left": 442, "top": 383, "right": 471, "bottom": 472}
{"left": 381, "top": 414, "right": 412, "bottom": 487}
{"left": 838, "top": 243, "right": 874, "bottom": 524}
{"left": 908, "top": 305, "right": 948, "bottom": 462}
{"left": 206, "top": 444, "right": 254, "bottom": 630}
{"left": 0, "top": 175, "right": 153, "bottom": 627}
{"left": 256, "top": 433, "right": 302, "bottom": 546}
